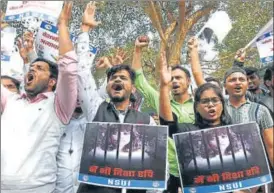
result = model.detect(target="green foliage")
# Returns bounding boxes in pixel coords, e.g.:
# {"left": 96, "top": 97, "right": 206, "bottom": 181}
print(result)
{"left": 1, "top": 0, "right": 273, "bottom": 110}
{"left": 211, "top": 0, "right": 273, "bottom": 79}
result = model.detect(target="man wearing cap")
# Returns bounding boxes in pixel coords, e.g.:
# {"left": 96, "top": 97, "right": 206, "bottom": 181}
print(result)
{"left": 224, "top": 67, "right": 274, "bottom": 193}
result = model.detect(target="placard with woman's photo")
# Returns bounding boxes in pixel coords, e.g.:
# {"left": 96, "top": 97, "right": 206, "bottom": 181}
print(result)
{"left": 79, "top": 122, "right": 168, "bottom": 190}
{"left": 173, "top": 122, "right": 273, "bottom": 193}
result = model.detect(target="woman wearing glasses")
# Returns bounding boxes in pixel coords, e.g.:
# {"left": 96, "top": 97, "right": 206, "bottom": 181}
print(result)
{"left": 159, "top": 50, "right": 232, "bottom": 136}
{"left": 159, "top": 51, "right": 232, "bottom": 193}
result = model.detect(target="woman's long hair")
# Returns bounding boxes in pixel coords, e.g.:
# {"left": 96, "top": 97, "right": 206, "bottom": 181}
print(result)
{"left": 200, "top": 128, "right": 240, "bottom": 158}
{"left": 100, "top": 126, "right": 141, "bottom": 152}
{"left": 194, "top": 83, "right": 232, "bottom": 129}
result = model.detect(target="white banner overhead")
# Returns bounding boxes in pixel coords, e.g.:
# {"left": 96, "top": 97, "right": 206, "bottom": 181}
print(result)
{"left": 196, "top": 11, "right": 232, "bottom": 62}
{"left": 256, "top": 31, "right": 273, "bottom": 64}
{"left": 245, "top": 18, "right": 273, "bottom": 49}
{"left": 196, "top": 11, "right": 232, "bottom": 44}
{"left": 4, "top": 1, "right": 64, "bottom": 23}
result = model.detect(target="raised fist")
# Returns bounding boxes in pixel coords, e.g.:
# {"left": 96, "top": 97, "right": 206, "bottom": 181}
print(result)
{"left": 135, "top": 35, "right": 149, "bottom": 49}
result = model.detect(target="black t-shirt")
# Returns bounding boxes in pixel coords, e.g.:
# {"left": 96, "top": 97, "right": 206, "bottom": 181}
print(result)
{"left": 159, "top": 113, "right": 200, "bottom": 137}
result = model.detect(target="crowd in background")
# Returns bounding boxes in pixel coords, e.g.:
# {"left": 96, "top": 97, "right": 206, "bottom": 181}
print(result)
{"left": 1, "top": 2, "right": 273, "bottom": 193}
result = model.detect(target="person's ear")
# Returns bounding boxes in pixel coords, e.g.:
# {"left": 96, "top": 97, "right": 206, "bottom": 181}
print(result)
{"left": 49, "top": 78, "right": 57, "bottom": 89}
{"left": 188, "top": 77, "right": 191, "bottom": 84}
{"left": 265, "top": 80, "right": 271, "bottom": 88}
{"left": 131, "top": 85, "right": 136, "bottom": 94}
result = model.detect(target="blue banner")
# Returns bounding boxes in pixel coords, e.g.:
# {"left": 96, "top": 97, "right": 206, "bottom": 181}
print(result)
{"left": 79, "top": 174, "right": 166, "bottom": 189}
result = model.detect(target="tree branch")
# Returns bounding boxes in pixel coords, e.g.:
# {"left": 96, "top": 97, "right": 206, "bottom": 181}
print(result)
{"left": 143, "top": 1, "right": 167, "bottom": 45}
{"left": 167, "top": 10, "right": 176, "bottom": 24}
{"left": 186, "top": 6, "right": 214, "bottom": 32}
{"left": 178, "top": 0, "right": 186, "bottom": 29}
{"left": 185, "top": 0, "right": 193, "bottom": 16}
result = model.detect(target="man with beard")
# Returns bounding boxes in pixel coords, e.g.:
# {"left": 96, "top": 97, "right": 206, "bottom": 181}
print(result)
{"left": 76, "top": 34, "right": 155, "bottom": 193}
{"left": 77, "top": 65, "right": 156, "bottom": 193}
{"left": 224, "top": 67, "right": 274, "bottom": 193}
{"left": 55, "top": 2, "right": 101, "bottom": 193}
{"left": 1, "top": 2, "right": 78, "bottom": 193}
{"left": 131, "top": 36, "right": 194, "bottom": 193}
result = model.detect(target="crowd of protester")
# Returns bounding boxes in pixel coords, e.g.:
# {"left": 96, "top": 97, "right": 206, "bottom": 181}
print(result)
{"left": 1, "top": 2, "right": 273, "bottom": 193}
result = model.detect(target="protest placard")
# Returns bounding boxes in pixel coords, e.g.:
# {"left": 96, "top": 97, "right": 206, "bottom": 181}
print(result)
{"left": 1, "top": 50, "right": 24, "bottom": 81}
{"left": 173, "top": 122, "right": 273, "bottom": 193}
{"left": 35, "top": 21, "right": 59, "bottom": 63}
{"left": 4, "top": 1, "right": 63, "bottom": 23}
{"left": 78, "top": 122, "right": 168, "bottom": 190}
{"left": 1, "top": 27, "right": 17, "bottom": 53}
{"left": 36, "top": 21, "right": 97, "bottom": 64}
{"left": 256, "top": 31, "right": 273, "bottom": 64}
{"left": 196, "top": 11, "right": 232, "bottom": 62}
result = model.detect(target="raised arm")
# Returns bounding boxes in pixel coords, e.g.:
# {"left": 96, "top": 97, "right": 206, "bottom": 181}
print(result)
{"left": 132, "top": 36, "right": 161, "bottom": 113}
{"left": 159, "top": 51, "right": 173, "bottom": 121}
{"left": 132, "top": 36, "right": 149, "bottom": 71}
{"left": 188, "top": 36, "right": 206, "bottom": 87}
{"left": 17, "top": 31, "right": 38, "bottom": 75}
{"left": 76, "top": 1, "right": 103, "bottom": 122}
{"left": 233, "top": 48, "right": 246, "bottom": 68}
{"left": 54, "top": 2, "right": 78, "bottom": 124}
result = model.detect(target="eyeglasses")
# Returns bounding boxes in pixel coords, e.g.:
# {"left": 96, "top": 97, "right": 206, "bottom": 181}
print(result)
{"left": 199, "top": 97, "right": 221, "bottom": 106}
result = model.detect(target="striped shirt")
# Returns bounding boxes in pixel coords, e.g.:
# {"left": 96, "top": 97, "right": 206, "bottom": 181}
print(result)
{"left": 225, "top": 99, "right": 273, "bottom": 130}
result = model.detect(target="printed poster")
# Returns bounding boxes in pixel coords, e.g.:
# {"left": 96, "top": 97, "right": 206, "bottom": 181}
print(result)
{"left": 5, "top": 1, "right": 63, "bottom": 23}
{"left": 1, "top": 51, "right": 24, "bottom": 81}
{"left": 173, "top": 122, "right": 272, "bottom": 193}
{"left": 79, "top": 122, "right": 168, "bottom": 190}
{"left": 36, "top": 21, "right": 97, "bottom": 64}
{"left": 197, "top": 11, "right": 232, "bottom": 62}
{"left": 1, "top": 27, "right": 17, "bottom": 53}
{"left": 256, "top": 31, "right": 273, "bottom": 64}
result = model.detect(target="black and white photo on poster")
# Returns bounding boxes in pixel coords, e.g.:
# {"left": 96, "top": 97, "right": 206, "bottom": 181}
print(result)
{"left": 173, "top": 122, "right": 273, "bottom": 193}
{"left": 79, "top": 122, "right": 168, "bottom": 190}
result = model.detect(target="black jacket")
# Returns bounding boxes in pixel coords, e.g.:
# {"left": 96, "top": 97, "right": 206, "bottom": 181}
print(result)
{"left": 78, "top": 101, "right": 150, "bottom": 193}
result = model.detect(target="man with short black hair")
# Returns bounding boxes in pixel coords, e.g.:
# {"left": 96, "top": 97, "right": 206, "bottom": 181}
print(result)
{"left": 132, "top": 36, "right": 194, "bottom": 193}
{"left": 77, "top": 63, "right": 155, "bottom": 193}
{"left": 224, "top": 67, "right": 274, "bottom": 193}
{"left": 264, "top": 68, "right": 273, "bottom": 97}
{"left": 1, "top": 2, "right": 78, "bottom": 192}
{"left": 77, "top": 33, "right": 156, "bottom": 193}
{"left": 244, "top": 66, "right": 269, "bottom": 100}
